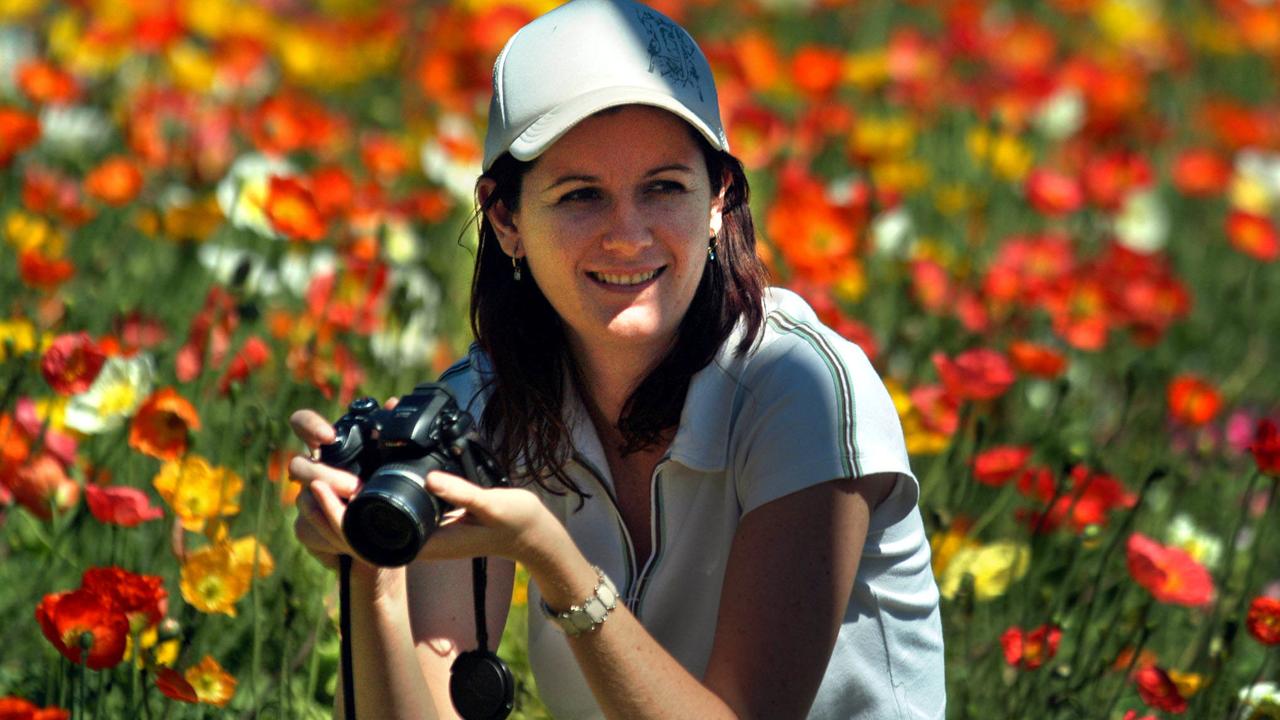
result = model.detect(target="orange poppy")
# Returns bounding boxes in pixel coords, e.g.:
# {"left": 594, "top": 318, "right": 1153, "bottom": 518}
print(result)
{"left": 0, "top": 696, "right": 69, "bottom": 720}
{"left": 16, "top": 60, "right": 79, "bottom": 105}
{"left": 35, "top": 588, "right": 129, "bottom": 670}
{"left": 1225, "top": 211, "right": 1279, "bottom": 262}
{"left": 1167, "top": 374, "right": 1221, "bottom": 426}
{"left": 40, "top": 332, "right": 106, "bottom": 396}
{"left": 307, "top": 166, "right": 355, "bottom": 221}
{"left": 1008, "top": 340, "right": 1067, "bottom": 378}
{"left": 790, "top": 44, "right": 844, "bottom": 97}
{"left": 359, "top": 134, "right": 411, "bottom": 184}
{"left": 129, "top": 387, "right": 201, "bottom": 460}
{"left": 265, "top": 176, "right": 326, "bottom": 242}
{"left": 1171, "top": 149, "right": 1231, "bottom": 197}
{"left": 84, "top": 157, "right": 144, "bottom": 206}
{"left": 1126, "top": 533, "right": 1214, "bottom": 607}
{"left": 0, "top": 107, "right": 41, "bottom": 166}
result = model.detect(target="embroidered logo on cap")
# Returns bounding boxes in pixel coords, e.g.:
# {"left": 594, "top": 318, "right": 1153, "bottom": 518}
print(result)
{"left": 635, "top": 7, "right": 703, "bottom": 102}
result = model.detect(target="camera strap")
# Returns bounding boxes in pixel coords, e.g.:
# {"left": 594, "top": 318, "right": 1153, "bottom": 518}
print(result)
{"left": 336, "top": 555, "right": 513, "bottom": 720}
{"left": 339, "top": 554, "right": 357, "bottom": 720}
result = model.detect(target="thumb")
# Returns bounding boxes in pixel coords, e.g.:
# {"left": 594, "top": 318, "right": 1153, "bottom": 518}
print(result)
{"left": 425, "top": 471, "right": 484, "bottom": 509}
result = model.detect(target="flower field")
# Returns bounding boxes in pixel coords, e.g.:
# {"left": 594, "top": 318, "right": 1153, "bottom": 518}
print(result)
{"left": 2, "top": 0, "right": 1279, "bottom": 717}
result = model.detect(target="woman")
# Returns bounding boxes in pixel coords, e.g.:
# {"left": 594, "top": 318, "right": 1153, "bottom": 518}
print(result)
{"left": 289, "top": 0, "right": 945, "bottom": 717}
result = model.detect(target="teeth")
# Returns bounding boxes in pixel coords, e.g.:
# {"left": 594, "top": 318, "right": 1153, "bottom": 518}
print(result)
{"left": 592, "top": 269, "right": 659, "bottom": 286}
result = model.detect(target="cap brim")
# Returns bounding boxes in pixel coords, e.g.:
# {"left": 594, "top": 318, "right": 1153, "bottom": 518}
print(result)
{"left": 506, "top": 86, "right": 726, "bottom": 165}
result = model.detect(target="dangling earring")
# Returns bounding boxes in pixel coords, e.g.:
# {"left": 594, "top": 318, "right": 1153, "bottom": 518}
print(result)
{"left": 512, "top": 255, "right": 523, "bottom": 281}
{"left": 707, "top": 235, "right": 718, "bottom": 262}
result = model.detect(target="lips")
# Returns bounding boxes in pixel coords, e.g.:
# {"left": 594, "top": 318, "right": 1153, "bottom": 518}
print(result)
{"left": 588, "top": 267, "right": 665, "bottom": 286}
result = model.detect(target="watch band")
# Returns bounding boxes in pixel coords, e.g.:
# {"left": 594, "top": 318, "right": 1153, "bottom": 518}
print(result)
{"left": 540, "top": 566, "right": 618, "bottom": 636}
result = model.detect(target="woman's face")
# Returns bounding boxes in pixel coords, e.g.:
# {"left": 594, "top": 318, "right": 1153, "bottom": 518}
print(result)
{"left": 494, "top": 106, "right": 723, "bottom": 362}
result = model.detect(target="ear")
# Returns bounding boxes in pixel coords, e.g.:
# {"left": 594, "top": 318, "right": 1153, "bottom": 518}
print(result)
{"left": 476, "top": 177, "right": 522, "bottom": 258}
{"left": 709, "top": 182, "right": 726, "bottom": 238}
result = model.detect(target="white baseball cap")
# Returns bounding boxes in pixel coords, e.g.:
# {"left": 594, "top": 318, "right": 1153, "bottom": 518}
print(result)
{"left": 482, "top": 0, "right": 728, "bottom": 171}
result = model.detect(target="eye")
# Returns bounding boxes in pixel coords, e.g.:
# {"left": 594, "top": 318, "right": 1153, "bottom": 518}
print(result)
{"left": 647, "top": 180, "right": 687, "bottom": 195}
{"left": 557, "top": 187, "right": 601, "bottom": 204}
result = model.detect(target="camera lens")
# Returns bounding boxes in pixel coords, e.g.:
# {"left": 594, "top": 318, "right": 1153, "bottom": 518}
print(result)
{"left": 343, "top": 465, "right": 443, "bottom": 567}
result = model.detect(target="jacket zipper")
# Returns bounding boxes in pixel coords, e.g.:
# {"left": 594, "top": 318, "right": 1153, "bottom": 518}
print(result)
{"left": 629, "top": 455, "right": 670, "bottom": 617}
{"left": 571, "top": 451, "right": 637, "bottom": 602}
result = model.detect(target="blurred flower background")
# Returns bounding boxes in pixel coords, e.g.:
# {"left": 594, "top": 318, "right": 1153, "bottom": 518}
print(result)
{"left": 1, "top": 0, "right": 1278, "bottom": 717}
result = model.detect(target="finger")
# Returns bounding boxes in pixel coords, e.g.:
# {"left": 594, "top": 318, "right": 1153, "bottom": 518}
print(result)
{"left": 295, "top": 488, "right": 346, "bottom": 546}
{"left": 424, "top": 471, "right": 486, "bottom": 511}
{"left": 288, "top": 455, "right": 360, "bottom": 497}
{"left": 384, "top": 396, "right": 399, "bottom": 410}
{"left": 289, "top": 409, "right": 336, "bottom": 448}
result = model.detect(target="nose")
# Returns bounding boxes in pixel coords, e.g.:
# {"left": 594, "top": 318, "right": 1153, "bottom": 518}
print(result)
{"left": 600, "top": 198, "right": 653, "bottom": 256}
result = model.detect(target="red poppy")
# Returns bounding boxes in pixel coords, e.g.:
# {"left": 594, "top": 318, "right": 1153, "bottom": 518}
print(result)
{"left": 1016, "top": 465, "right": 1057, "bottom": 503}
{"left": 1122, "top": 711, "right": 1157, "bottom": 720}
{"left": 1025, "top": 168, "right": 1085, "bottom": 216}
{"left": 726, "top": 104, "right": 786, "bottom": 170}
{"left": 910, "top": 384, "right": 960, "bottom": 436}
{"left": 933, "top": 349, "right": 1016, "bottom": 401}
{"left": 910, "top": 260, "right": 954, "bottom": 314}
{"left": 85, "top": 485, "right": 164, "bottom": 528}
{"left": 0, "top": 107, "right": 41, "bottom": 166}
{"left": 40, "top": 332, "right": 106, "bottom": 396}
{"left": 1000, "top": 624, "right": 1062, "bottom": 670}
{"left": 1126, "top": 533, "right": 1215, "bottom": 607}
{"left": 155, "top": 668, "right": 199, "bottom": 704}
{"left": 1250, "top": 418, "right": 1280, "bottom": 475}
{"left": 6, "top": 454, "right": 79, "bottom": 521}
{"left": 1132, "top": 665, "right": 1188, "bottom": 714}
{"left": 81, "top": 567, "right": 167, "bottom": 631}
{"left": 265, "top": 176, "right": 326, "bottom": 242}
{"left": 1028, "top": 466, "right": 1136, "bottom": 533}
{"left": 218, "top": 336, "right": 271, "bottom": 393}
{"left": 1246, "top": 596, "right": 1280, "bottom": 645}
{"left": 1082, "top": 151, "right": 1152, "bottom": 211}
{"left": 0, "top": 697, "right": 70, "bottom": 720}
{"left": 18, "top": 249, "right": 75, "bottom": 290}
{"left": 84, "top": 156, "right": 144, "bottom": 206}
{"left": 35, "top": 589, "right": 129, "bottom": 670}
{"left": 973, "top": 446, "right": 1033, "bottom": 487}
{"left": 1226, "top": 211, "right": 1279, "bottom": 262}
{"left": 1167, "top": 374, "right": 1221, "bottom": 426}
{"left": 1008, "top": 340, "right": 1067, "bottom": 379}
{"left": 129, "top": 387, "right": 201, "bottom": 460}
{"left": 1171, "top": 149, "right": 1231, "bottom": 198}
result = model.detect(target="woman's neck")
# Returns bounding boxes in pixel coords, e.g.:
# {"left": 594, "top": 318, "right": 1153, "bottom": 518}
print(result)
{"left": 568, "top": 335, "right": 668, "bottom": 434}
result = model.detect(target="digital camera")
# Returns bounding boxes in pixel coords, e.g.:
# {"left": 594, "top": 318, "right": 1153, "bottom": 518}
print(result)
{"left": 319, "top": 384, "right": 505, "bottom": 567}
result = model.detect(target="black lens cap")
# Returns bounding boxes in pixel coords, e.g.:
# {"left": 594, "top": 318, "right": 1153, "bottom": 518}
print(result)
{"left": 449, "top": 650, "right": 514, "bottom": 720}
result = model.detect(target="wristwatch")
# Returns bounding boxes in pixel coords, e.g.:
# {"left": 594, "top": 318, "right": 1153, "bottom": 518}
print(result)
{"left": 540, "top": 566, "right": 618, "bottom": 636}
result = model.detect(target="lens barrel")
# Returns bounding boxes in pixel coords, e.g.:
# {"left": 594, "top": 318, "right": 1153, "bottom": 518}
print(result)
{"left": 342, "top": 464, "right": 445, "bottom": 567}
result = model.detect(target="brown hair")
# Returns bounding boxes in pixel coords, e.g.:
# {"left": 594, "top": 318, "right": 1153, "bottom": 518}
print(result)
{"left": 469, "top": 128, "right": 767, "bottom": 498}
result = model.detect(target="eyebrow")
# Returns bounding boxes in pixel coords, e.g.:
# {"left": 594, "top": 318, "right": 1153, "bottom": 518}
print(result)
{"left": 541, "top": 163, "right": 696, "bottom": 193}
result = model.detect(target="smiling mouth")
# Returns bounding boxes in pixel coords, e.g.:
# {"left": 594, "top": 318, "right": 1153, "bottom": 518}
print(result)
{"left": 588, "top": 267, "right": 665, "bottom": 286}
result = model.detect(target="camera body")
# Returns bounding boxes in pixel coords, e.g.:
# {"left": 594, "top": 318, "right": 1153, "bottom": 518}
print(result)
{"left": 319, "top": 383, "right": 505, "bottom": 567}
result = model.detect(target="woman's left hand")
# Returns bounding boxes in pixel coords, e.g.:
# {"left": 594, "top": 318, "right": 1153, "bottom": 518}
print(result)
{"left": 415, "top": 471, "right": 569, "bottom": 572}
